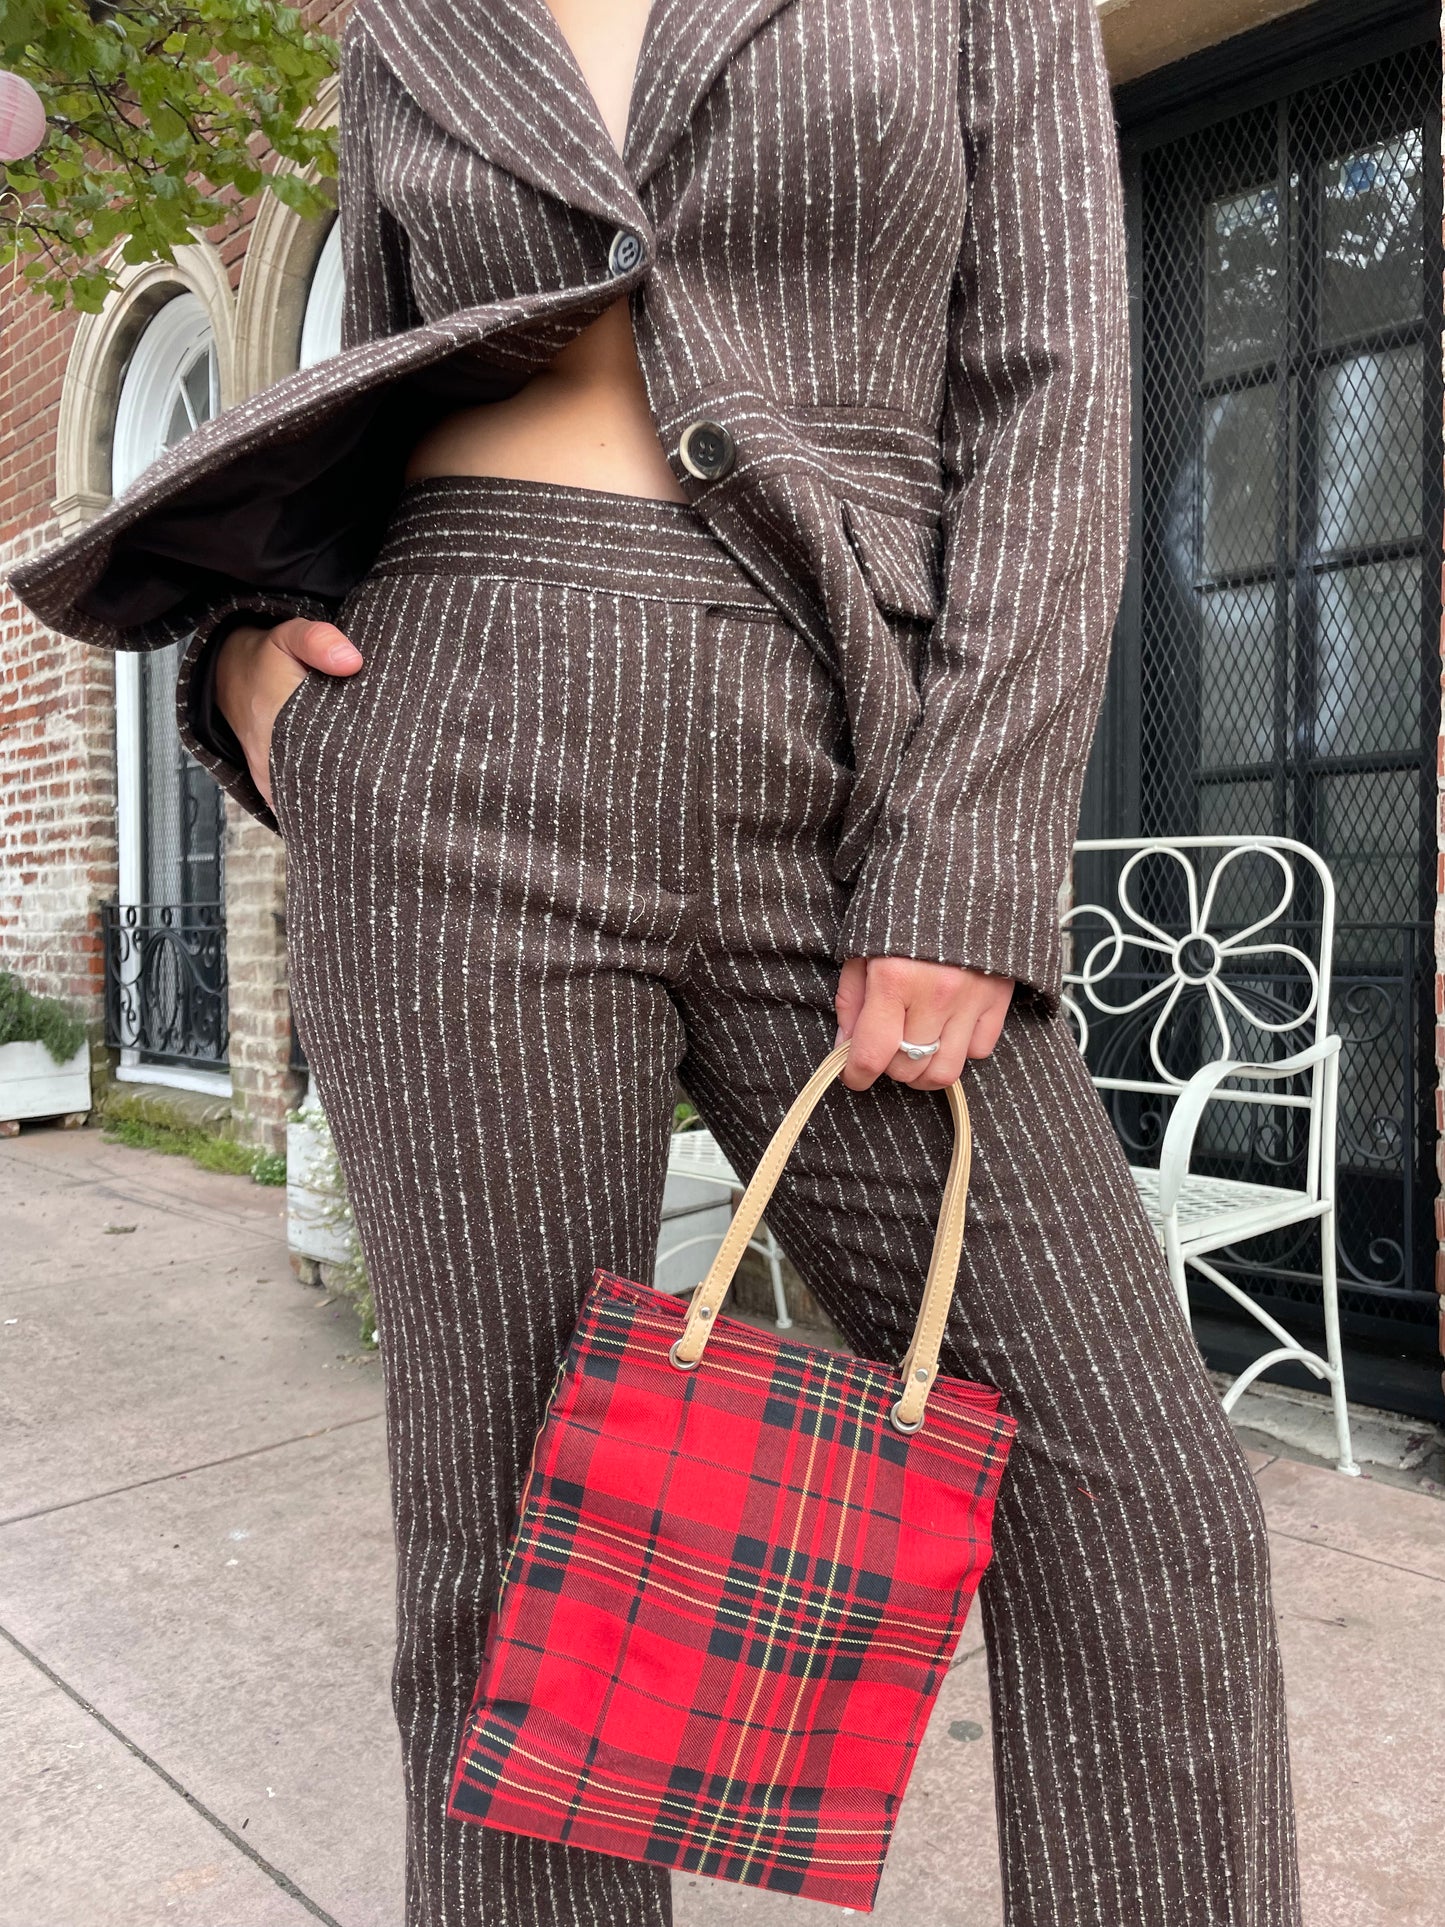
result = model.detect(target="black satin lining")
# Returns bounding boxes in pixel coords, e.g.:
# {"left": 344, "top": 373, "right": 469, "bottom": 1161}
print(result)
{"left": 75, "top": 352, "right": 533, "bottom": 629}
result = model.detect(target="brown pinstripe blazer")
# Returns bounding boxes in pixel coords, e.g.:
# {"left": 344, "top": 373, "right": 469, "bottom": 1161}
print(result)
{"left": 8, "top": 0, "right": 1130, "bottom": 1016}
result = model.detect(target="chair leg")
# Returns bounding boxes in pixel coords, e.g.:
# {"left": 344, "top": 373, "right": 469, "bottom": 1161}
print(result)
{"left": 763, "top": 1223, "right": 792, "bottom": 1330}
{"left": 1319, "top": 1204, "right": 1359, "bottom": 1477}
{"left": 1162, "top": 1220, "right": 1192, "bottom": 1323}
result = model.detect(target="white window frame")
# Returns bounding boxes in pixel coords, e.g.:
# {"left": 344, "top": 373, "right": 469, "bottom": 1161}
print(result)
{"left": 111, "top": 292, "right": 231, "bottom": 1096}
{"left": 298, "top": 219, "right": 344, "bottom": 368}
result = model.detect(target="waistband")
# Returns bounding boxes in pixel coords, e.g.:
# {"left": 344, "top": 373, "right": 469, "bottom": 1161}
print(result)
{"left": 368, "top": 474, "right": 775, "bottom": 610}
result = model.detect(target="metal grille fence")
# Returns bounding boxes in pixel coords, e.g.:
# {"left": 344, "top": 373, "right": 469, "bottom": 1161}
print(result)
{"left": 103, "top": 900, "right": 228, "bottom": 1071}
{"left": 1096, "top": 30, "right": 1444, "bottom": 1384}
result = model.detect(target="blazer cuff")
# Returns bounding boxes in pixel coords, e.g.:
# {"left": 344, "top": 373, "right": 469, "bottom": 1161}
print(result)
{"left": 835, "top": 832, "right": 1067, "bottom": 1021}
{"left": 175, "top": 592, "right": 338, "bottom": 835}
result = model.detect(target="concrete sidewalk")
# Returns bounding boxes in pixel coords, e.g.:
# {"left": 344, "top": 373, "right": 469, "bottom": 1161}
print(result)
{"left": 1, "top": 1125, "right": 1441, "bottom": 1927}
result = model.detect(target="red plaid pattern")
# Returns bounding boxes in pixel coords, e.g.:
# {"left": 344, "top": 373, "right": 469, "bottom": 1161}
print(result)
{"left": 447, "top": 1269, "right": 1015, "bottom": 1912}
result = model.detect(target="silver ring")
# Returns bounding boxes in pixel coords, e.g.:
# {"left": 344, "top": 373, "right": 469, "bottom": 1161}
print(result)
{"left": 897, "top": 1038, "right": 942, "bottom": 1061}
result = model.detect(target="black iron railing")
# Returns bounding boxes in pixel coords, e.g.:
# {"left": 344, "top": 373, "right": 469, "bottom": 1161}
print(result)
{"left": 102, "top": 902, "right": 228, "bottom": 1072}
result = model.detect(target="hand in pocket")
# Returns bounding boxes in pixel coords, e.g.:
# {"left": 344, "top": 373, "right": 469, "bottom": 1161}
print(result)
{"left": 215, "top": 617, "right": 363, "bottom": 810}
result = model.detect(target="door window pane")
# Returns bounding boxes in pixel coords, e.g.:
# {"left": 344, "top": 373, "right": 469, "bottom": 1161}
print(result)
{"left": 1198, "top": 779, "right": 1276, "bottom": 841}
{"left": 1199, "top": 584, "right": 1279, "bottom": 765}
{"left": 1317, "top": 768, "right": 1421, "bottom": 950}
{"left": 1204, "top": 182, "right": 1284, "bottom": 376}
{"left": 1201, "top": 385, "right": 1278, "bottom": 575}
{"left": 1314, "top": 559, "right": 1424, "bottom": 756}
{"left": 1321, "top": 130, "right": 1424, "bottom": 343}
{"left": 1316, "top": 346, "right": 1423, "bottom": 553}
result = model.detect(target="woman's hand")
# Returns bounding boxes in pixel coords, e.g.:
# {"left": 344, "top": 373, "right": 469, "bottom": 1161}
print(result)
{"left": 214, "top": 617, "right": 363, "bottom": 811}
{"left": 833, "top": 956, "right": 1014, "bottom": 1091}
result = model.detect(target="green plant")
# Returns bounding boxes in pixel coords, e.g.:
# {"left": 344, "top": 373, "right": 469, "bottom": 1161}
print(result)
{"left": 1, "top": 0, "right": 338, "bottom": 311}
{"left": 0, "top": 970, "right": 86, "bottom": 1064}
{"left": 250, "top": 1148, "right": 286, "bottom": 1187}
{"left": 100, "top": 1089, "right": 284, "bottom": 1183}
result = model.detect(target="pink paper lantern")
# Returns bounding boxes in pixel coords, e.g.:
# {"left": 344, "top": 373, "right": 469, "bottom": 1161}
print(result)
{"left": 0, "top": 70, "right": 46, "bottom": 165}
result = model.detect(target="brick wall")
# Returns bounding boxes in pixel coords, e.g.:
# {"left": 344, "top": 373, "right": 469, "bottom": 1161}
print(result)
{"left": 0, "top": 524, "right": 117, "bottom": 1018}
{"left": 1437, "top": 591, "right": 1445, "bottom": 1386}
{"left": 1435, "top": 19, "right": 1445, "bottom": 1391}
{"left": 0, "top": 286, "right": 113, "bottom": 1019}
{"left": 225, "top": 821, "right": 298, "bottom": 1157}
{"left": 0, "top": 1, "right": 345, "bottom": 1131}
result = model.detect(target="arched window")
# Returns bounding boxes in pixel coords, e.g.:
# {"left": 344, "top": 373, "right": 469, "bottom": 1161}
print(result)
{"left": 299, "top": 219, "right": 344, "bottom": 367}
{"left": 113, "top": 292, "right": 219, "bottom": 488}
{"left": 111, "top": 291, "right": 229, "bottom": 1080}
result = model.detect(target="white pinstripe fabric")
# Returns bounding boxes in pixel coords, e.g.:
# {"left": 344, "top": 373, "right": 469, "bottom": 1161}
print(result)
{"left": 13, "top": 0, "right": 1130, "bottom": 1019}
{"left": 1, "top": 3, "right": 1302, "bottom": 1914}
{"left": 271, "top": 476, "right": 1299, "bottom": 1927}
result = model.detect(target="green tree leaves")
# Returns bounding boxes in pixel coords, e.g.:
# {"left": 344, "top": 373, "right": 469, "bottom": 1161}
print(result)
{"left": 0, "top": 0, "right": 338, "bottom": 309}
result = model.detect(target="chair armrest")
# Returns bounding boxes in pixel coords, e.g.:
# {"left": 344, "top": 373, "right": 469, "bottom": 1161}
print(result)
{"left": 1156, "top": 1037, "right": 1341, "bottom": 1217}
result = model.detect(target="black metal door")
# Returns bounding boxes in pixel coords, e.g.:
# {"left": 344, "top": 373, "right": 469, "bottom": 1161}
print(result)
{"left": 1092, "top": 20, "right": 1443, "bottom": 1412}
{"left": 103, "top": 646, "right": 228, "bottom": 1072}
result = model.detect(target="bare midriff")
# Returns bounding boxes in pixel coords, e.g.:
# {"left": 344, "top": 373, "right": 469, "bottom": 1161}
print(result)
{"left": 403, "top": 0, "right": 685, "bottom": 505}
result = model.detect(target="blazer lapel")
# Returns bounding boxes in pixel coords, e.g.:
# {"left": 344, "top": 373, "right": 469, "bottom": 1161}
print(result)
{"left": 353, "top": 0, "right": 640, "bottom": 229}
{"left": 625, "top": 0, "right": 800, "bottom": 189}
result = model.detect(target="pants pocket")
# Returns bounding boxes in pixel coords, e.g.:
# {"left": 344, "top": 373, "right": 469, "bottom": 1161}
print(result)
{"left": 266, "top": 575, "right": 384, "bottom": 820}
{"left": 266, "top": 668, "right": 325, "bottom": 810}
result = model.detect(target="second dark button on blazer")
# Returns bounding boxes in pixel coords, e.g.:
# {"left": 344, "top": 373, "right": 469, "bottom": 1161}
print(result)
{"left": 7, "top": 0, "right": 1131, "bottom": 1016}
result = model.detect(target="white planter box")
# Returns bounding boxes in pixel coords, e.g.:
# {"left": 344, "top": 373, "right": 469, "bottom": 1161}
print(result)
{"left": 286, "top": 1105, "right": 355, "bottom": 1266}
{"left": 0, "top": 1041, "right": 90, "bottom": 1126}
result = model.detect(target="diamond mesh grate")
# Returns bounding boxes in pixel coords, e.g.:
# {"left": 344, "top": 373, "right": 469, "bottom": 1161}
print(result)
{"left": 1099, "top": 39, "right": 1443, "bottom": 1342}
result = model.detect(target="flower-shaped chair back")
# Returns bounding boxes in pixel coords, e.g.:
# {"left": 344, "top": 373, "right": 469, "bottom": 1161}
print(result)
{"left": 1064, "top": 836, "right": 1336, "bottom": 1169}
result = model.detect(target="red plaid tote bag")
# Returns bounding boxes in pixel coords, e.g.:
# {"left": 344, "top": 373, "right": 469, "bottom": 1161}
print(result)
{"left": 447, "top": 1041, "right": 1016, "bottom": 1912}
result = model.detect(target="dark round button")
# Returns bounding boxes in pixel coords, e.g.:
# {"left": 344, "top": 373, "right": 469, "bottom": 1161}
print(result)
{"left": 678, "top": 419, "right": 735, "bottom": 482}
{"left": 608, "top": 227, "right": 643, "bottom": 274}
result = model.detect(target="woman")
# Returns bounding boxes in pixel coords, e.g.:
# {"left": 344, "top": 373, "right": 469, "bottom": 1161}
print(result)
{"left": 10, "top": 1, "right": 1301, "bottom": 1922}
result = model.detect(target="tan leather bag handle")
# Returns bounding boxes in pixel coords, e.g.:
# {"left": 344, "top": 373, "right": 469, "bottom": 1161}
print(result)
{"left": 668, "top": 1040, "right": 972, "bottom": 1432}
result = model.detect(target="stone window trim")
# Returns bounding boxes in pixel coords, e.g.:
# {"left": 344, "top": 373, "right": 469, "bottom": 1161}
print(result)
{"left": 233, "top": 71, "right": 340, "bottom": 396}
{"left": 52, "top": 241, "right": 236, "bottom": 537}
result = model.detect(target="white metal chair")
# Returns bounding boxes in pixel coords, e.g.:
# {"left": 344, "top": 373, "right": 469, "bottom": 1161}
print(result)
{"left": 1065, "top": 835, "right": 1356, "bottom": 1475}
{"left": 656, "top": 1120, "right": 793, "bottom": 1329}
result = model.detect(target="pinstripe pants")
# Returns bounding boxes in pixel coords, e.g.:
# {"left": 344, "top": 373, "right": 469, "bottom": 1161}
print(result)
{"left": 272, "top": 476, "right": 1300, "bottom": 1927}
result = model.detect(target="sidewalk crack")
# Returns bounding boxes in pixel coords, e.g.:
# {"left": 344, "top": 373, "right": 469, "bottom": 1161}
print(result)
{"left": 0, "top": 1618, "right": 344, "bottom": 1926}
{"left": 1267, "top": 1523, "right": 1445, "bottom": 1586}
{"left": 0, "top": 1412, "right": 383, "bottom": 1529}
